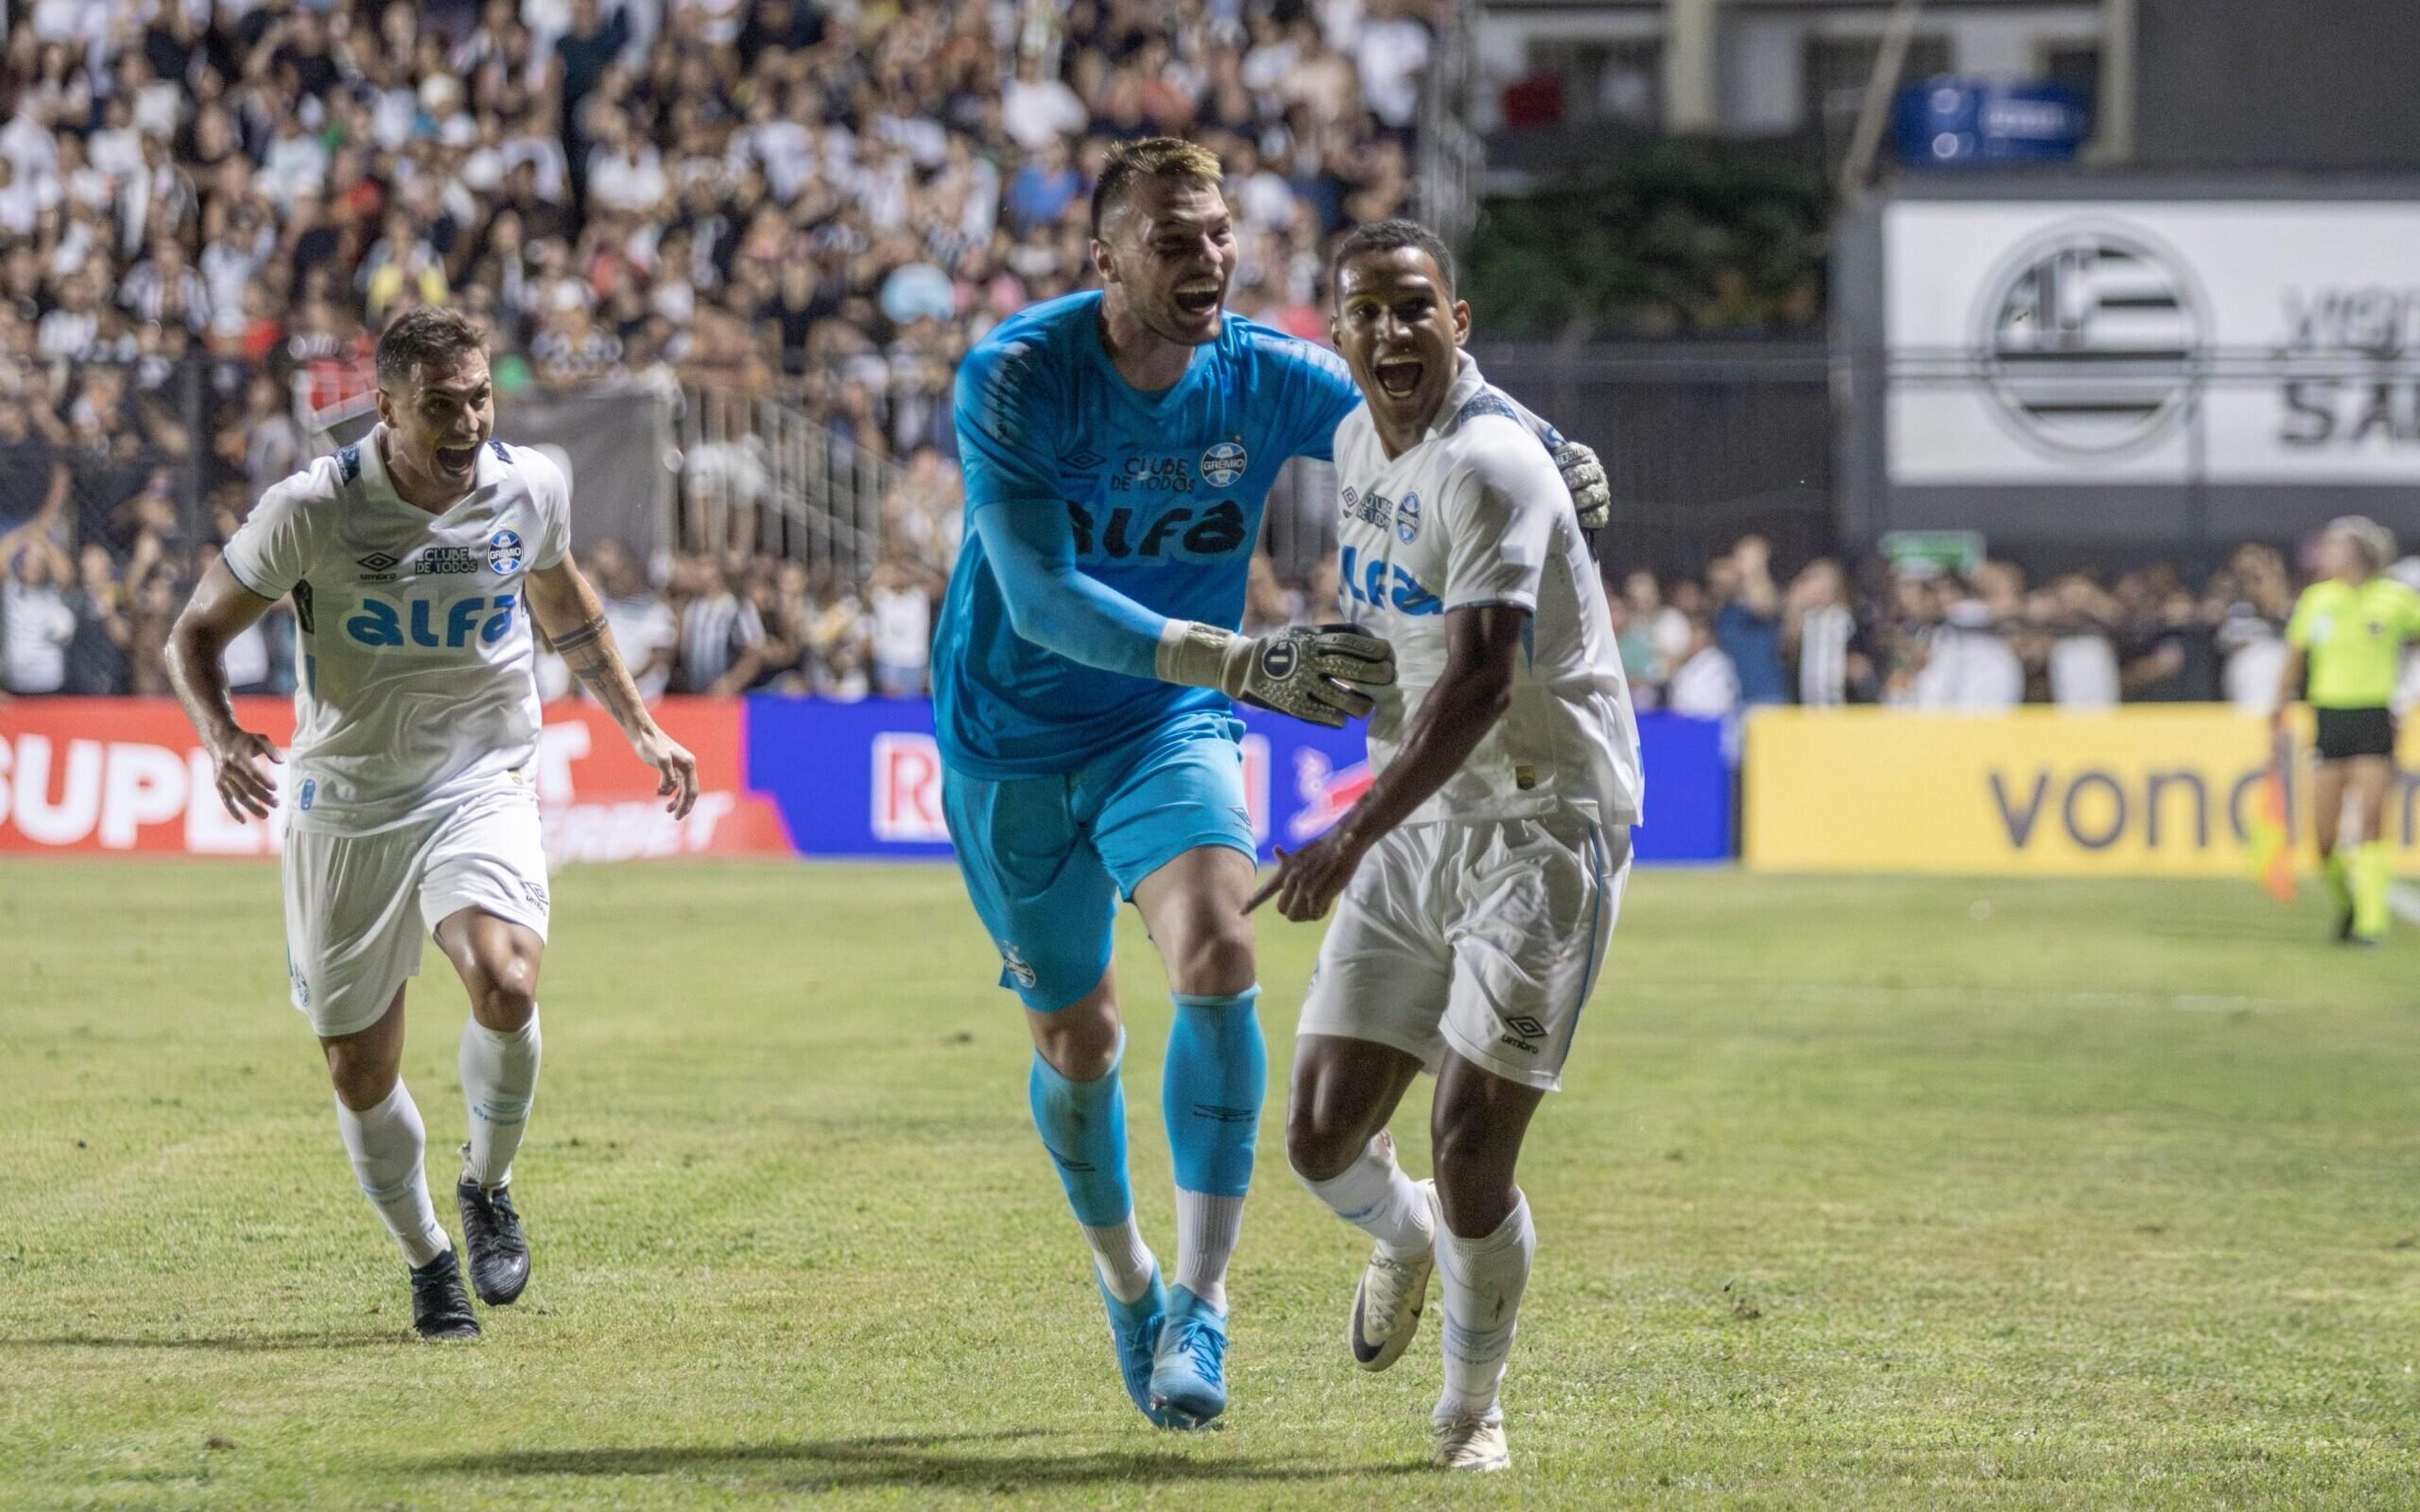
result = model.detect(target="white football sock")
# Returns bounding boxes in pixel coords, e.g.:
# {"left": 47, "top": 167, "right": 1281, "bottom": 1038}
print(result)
{"left": 336, "top": 1082, "right": 448, "bottom": 1268}
{"left": 1299, "top": 1130, "right": 1433, "bottom": 1260}
{"left": 1079, "top": 1216, "right": 1157, "bottom": 1305}
{"left": 1434, "top": 1190, "right": 1535, "bottom": 1423}
{"left": 1171, "top": 1188, "right": 1244, "bottom": 1312}
{"left": 459, "top": 1011, "right": 541, "bottom": 1191}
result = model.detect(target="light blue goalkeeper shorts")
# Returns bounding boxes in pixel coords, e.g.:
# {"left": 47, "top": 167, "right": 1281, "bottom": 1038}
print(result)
{"left": 942, "top": 709, "right": 1255, "bottom": 1012}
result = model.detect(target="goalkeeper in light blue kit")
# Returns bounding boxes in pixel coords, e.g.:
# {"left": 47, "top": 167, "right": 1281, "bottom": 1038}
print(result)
{"left": 934, "top": 137, "right": 1606, "bottom": 1429}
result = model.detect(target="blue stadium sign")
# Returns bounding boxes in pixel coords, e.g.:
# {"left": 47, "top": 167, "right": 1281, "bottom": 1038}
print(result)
{"left": 1895, "top": 77, "right": 2089, "bottom": 167}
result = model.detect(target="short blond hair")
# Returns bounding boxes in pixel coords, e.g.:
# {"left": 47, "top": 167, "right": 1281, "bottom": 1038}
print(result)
{"left": 1089, "top": 136, "right": 1224, "bottom": 239}
{"left": 2329, "top": 515, "right": 2397, "bottom": 571}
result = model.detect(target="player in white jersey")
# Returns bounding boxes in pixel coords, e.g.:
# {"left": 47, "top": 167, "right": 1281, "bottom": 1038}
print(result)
{"left": 1251, "top": 222, "right": 1642, "bottom": 1471}
{"left": 165, "top": 307, "right": 699, "bottom": 1340}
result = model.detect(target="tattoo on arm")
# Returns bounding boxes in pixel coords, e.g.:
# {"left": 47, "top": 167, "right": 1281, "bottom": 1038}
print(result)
{"left": 550, "top": 614, "right": 609, "bottom": 655}
{"left": 553, "top": 614, "right": 650, "bottom": 731}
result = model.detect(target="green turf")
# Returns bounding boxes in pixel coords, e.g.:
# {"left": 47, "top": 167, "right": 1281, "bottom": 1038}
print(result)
{"left": 3, "top": 859, "right": 2419, "bottom": 1509}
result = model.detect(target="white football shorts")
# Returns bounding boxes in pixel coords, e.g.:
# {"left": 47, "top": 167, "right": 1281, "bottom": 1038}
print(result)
{"left": 1297, "top": 816, "right": 1629, "bottom": 1092}
{"left": 280, "top": 785, "right": 551, "bottom": 1038}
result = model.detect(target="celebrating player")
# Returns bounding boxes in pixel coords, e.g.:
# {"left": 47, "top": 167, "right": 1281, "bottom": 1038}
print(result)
{"left": 935, "top": 139, "right": 1606, "bottom": 1428}
{"left": 1253, "top": 220, "right": 1644, "bottom": 1471}
{"left": 166, "top": 307, "right": 699, "bottom": 1340}
{"left": 2274, "top": 515, "right": 2420, "bottom": 945}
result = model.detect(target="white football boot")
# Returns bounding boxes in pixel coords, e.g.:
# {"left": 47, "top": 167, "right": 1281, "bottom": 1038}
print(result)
{"left": 1432, "top": 1411, "right": 1511, "bottom": 1472}
{"left": 1346, "top": 1176, "right": 1435, "bottom": 1372}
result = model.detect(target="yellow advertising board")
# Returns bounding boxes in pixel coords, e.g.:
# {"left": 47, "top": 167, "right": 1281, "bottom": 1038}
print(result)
{"left": 1743, "top": 706, "right": 2392, "bottom": 877}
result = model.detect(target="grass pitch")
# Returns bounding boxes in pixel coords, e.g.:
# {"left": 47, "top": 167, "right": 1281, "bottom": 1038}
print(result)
{"left": 3, "top": 859, "right": 2419, "bottom": 1509}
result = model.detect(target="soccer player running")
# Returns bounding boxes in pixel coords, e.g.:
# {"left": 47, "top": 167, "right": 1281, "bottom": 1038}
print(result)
{"left": 166, "top": 307, "right": 699, "bottom": 1339}
{"left": 2274, "top": 515, "right": 2420, "bottom": 946}
{"left": 1253, "top": 221, "right": 1643, "bottom": 1472}
{"left": 935, "top": 138, "right": 1606, "bottom": 1428}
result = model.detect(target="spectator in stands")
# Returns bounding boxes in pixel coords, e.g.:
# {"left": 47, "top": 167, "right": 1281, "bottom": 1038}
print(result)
{"left": 0, "top": 496, "right": 74, "bottom": 695}
{"left": 792, "top": 566, "right": 870, "bottom": 702}
{"left": 0, "top": 444, "right": 64, "bottom": 533}
{"left": 531, "top": 280, "right": 623, "bottom": 385}
{"left": 236, "top": 373, "right": 304, "bottom": 504}
{"left": 1911, "top": 574, "right": 2024, "bottom": 710}
{"left": 60, "top": 542, "right": 130, "bottom": 695}
{"left": 674, "top": 553, "right": 774, "bottom": 696}
{"left": 1710, "top": 535, "right": 1787, "bottom": 706}
{"left": 1003, "top": 136, "right": 1084, "bottom": 235}
{"left": 587, "top": 538, "right": 676, "bottom": 700}
{"left": 1603, "top": 585, "right": 1662, "bottom": 709}
{"left": 2036, "top": 574, "right": 2121, "bottom": 709}
{"left": 1665, "top": 614, "right": 1741, "bottom": 717}
{"left": 1622, "top": 569, "right": 1685, "bottom": 703}
{"left": 865, "top": 552, "right": 936, "bottom": 699}
{"left": 1783, "top": 557, "right": 1868, "bottom": 707}
{"left": 2216, "top": 544, "right": 2295, "bottom": 714}
{"left": 879, "top": 443, "right": 962, "bottom": 576}
{"left": 124, "top": 561, "right": 180, "bottom": 697}
{"left": 2129, "top": 587, "right": 2222, "bottom": 702}
{"left": 1003, "top": 51, "right": 1090, "bottom": 154}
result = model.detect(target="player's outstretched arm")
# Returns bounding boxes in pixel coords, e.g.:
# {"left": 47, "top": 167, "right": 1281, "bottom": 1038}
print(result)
{"left": 974, "top": 500, "right": 1395, "bottom": 724}
{"left": 524, "top": 558, "right": 700, "bottom": 818}
{"left": 1248, "top": 602, "right": 1526, "bottom": 922}
{"left": 166, "top": 560, "right": 284, "bottom": 821}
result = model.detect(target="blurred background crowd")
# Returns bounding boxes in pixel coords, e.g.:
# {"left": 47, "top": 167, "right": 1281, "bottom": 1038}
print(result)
{"left": 1598, "top": 538, "right": 2325, "bottom": 719}
{"left": 0, "top": 0, "right": 2388, "bottom": 718}
{"left": 0, "top": 0, "right": 1438, "bottom": 697}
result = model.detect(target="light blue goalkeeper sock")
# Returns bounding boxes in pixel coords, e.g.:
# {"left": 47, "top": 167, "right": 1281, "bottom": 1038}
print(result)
{"left": 1163, "top": 988, "right": 1265, "bottom": 1200}
{"left": 1162, "top": 988, "right": 1265, "bottom": 1310}
{"left": 1028, "top": 1037, "right": 1136, "bottom": 1230}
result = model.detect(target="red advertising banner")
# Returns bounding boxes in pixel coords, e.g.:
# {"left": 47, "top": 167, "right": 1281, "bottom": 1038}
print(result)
{"left": 0, "top": 698, "right": 790, "bottom": 859}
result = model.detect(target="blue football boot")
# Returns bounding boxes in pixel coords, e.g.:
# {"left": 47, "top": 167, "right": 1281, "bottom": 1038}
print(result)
{"left": 1147, "top": 1284, "right": 1229, "bottom": 1428}
{"left": 1100, "top": 1264, "right": 1170, "bottom": 1423}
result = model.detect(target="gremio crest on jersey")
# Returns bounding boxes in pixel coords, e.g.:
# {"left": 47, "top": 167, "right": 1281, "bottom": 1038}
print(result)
{"left": 1201, "top": 440, "right": 1247, "bottom": 486}
{"left": 488, "top": 529, "right": 525, "bottom": 574}
{"left": 1396, "top": 491, "right": 1421, "bottom": 544}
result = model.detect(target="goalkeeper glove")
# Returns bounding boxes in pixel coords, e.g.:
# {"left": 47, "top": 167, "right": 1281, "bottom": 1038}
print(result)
{"left": 1156, "top": 621, "right": 1396, "bottom": 728}
{"left": 1553, "top": 440, "right": 1610, "bottom": 531}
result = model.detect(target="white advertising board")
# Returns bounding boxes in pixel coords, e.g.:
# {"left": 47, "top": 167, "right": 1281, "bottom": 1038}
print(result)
{"left": 1885, "top": 202, "right": 2420, "bottom": 484}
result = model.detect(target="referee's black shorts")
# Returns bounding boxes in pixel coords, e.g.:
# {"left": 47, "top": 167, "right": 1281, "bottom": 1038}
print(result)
{"left": 2315, "top": 706, "right": 2397, "bottom": 762}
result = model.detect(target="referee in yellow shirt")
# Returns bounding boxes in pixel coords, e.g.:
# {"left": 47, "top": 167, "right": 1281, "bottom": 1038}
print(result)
{"left": 2275, "top": 517, "right": 2420, "bottom": 945}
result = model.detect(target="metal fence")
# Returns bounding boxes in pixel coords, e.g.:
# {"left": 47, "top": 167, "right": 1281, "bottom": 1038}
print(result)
{"left": 1416, "top": 0, "right": 1486, "bottom": 258}
{"left": 1470, "top": 341, "right": 1837, "bottom": 575}
{"left": 13, "top": 342, "right": 1844, "bottom": 594}
{"left": 0, "top": 354, "right": 230, "bottom": 586}
{"left": 672, "top": 384, "right": 900, "bottom": 585}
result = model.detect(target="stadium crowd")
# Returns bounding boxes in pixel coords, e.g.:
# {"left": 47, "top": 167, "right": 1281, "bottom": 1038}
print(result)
{"left": 0, "top": 0, "right": 1440, "bottom": 692}
{"left": 1606, "top": 536, "right": 2319, "bottom": 719}
{"left": 0, "top": 0, "right": 2371, "bottom": 716}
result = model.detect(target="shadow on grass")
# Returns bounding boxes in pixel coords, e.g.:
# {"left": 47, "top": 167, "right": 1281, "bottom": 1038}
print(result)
{"left": 3, "top": 1330, "right": 404, "bottom": 1351}
{"left": 412, "top": 1428, "right": 1425, "bottom": 1492}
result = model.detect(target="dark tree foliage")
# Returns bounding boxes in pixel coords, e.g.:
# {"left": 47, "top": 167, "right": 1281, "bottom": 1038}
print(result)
{"left": 1466, "top": 140, "right": 1830, "bottom": 340}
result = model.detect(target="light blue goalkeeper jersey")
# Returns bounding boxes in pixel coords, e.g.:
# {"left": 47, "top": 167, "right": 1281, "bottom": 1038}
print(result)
{"left": 933, "top": 291, "right": 1362, "bottom": 777}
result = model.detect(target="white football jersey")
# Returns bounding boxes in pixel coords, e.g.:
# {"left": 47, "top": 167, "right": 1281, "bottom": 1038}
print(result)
{"left": 1331, "top": 353, "right": 1642, "bottom": 826}
{"left": 221, "top": 427, "right": 570, "bottom": 835}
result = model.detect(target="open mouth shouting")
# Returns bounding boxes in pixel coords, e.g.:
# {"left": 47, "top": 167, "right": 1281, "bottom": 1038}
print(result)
{"left": 1172, "top": 282, "right": 1223, "bottom": 323}
{"left": 435, "top": 443, "right": 481, "bottom": 479}
{"left": 1374, "top": 355, "right": 1424, "bottom": 399}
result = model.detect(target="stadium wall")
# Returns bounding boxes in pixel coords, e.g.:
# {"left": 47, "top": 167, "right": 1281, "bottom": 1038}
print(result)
{"left": 0, "top": 701, "right": 1734, "bottom": 865}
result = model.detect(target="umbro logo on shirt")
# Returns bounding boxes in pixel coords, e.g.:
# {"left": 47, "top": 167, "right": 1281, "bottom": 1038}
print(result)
{"left": 357, "top": 551, "right": 400, "bottom": 583}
